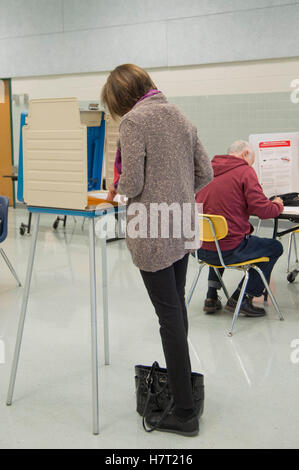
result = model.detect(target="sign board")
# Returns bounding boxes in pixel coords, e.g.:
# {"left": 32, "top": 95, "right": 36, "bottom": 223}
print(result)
{"left": 249, "top": 132, "right": 299, "bottom": 198}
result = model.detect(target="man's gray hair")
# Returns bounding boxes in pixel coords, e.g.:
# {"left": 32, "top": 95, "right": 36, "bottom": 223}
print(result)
{"left": 227, "top": 140, "right": 254, "bottom": 156}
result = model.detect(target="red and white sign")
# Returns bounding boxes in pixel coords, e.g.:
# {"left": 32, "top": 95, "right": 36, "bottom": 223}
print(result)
{"left": 259, "top": 140, "right": 290, "bottom": 149}
{"left": 250, "top": 133, "right": 299, "bottom": 197}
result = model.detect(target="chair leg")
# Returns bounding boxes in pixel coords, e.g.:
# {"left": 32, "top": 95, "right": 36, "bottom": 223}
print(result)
{"left": 7, "top": 213, "right": 40, "bottom": 407}
{"left": 287, "top": 233, "right": 293, "bottom": 273}
{"left": 213, "top": 267, "right": 230, "bottom": 300}
{"left": 186, "top": 263, "right": 205, "bottom": 308}
{"left": 0, "top": 248, "right": 21, "bottom": 286}
{"left": 228, "top": 270, "right": 249, "bottom": 337}
{"left": 252, "top": 266, "right": 284, "bottom": 321}
{"left": 256, "top": 219, "right": 262, "bottom": 236}
{"left": 293, "top": 232, "right": 298, "bottom": 262}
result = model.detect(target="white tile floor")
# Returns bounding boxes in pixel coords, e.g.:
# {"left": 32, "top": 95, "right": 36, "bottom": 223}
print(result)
{"left": 0, "top": 208, "right": 299, "bottom": 449}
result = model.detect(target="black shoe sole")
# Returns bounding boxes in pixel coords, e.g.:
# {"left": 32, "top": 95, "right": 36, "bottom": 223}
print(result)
{"left": 203, "top": 308, "right": 218, "bottom": 314}
{"left": 203, "top": 302, "right": 222, "bottom": 314}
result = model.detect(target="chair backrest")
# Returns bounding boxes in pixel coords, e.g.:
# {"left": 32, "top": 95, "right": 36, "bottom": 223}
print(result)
{"left": 0, "top": 196, "right": 9, "bottom": 243}
{"left": 199, "top": 214, "right": 228, "bottom": 242}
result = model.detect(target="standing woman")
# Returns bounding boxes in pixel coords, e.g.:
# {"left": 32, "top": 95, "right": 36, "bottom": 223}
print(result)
{"left": 101, "top": 64, "right": 213, "bottom": 436}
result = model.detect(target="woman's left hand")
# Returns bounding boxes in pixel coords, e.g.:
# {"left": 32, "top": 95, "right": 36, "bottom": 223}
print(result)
{"left": 107, "top": 184, "right": 118, "bottom": 201}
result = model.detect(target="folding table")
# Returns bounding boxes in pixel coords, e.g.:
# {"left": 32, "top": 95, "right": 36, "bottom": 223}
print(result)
{"left": 6, "top": 203, "right": 124, "bottom": 435}
{"left": 7, "top": 97, "right": 121, "bottom": 434}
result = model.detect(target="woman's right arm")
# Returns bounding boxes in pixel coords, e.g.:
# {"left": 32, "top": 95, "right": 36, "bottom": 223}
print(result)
{"left": 193, "top": 132, "right": 213, "bottom": 193}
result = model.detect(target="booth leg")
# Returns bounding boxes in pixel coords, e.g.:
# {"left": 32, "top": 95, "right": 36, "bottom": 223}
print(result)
{"left": 27, "top": 212, "right": 32, "bottom": 234}
{"left": 101, "top": 235, "right": 109, "bottom": 366}
{"left": 88, "top": 218, "right": 100, "bottom": 435}
{"left": 6, "top": 213, "right": 40, "bottom": 406}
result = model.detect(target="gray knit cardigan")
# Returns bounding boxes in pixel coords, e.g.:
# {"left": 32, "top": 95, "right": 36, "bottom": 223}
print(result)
{"left": 117, "top": 93, "right": 213, "bottom": 272}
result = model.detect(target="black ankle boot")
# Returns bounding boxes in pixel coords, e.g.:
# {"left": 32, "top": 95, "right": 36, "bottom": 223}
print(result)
{"left": 203, "top": 296, "right": 222, "bottom": 314}
{"left": 226, "top": 295, "right": 266, "bottom": 317}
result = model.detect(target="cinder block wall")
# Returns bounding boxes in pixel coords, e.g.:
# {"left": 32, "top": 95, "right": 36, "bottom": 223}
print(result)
{"left": 11, "top": 57, "right": 299, "bottom": 163}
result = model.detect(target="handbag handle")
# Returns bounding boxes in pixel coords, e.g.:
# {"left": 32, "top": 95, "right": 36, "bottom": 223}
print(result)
{"left": 145, "top": 361, "right": 159, "bottom": 386}
{"left": 142, "top": 397, "right": 174, "bottom": 433}
{"left": 141, "top": 361, "right": 174, "bottom": 433}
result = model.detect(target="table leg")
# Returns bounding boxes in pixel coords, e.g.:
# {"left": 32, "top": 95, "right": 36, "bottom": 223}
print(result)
{"left": 256, "top": 218, "right": 262, "bottom": 236}
{"left": 265, "top": 217, "right": 280, "bottom": 303}
{"left": 272, "top": 218, "right": 278, "bottom": 239}
{"left": 88, "top": 218, "right": 99, "bottom": 435}
{"left": 6, "top": 213, "right": 40, "bottom": 406}
{"left": 101, "top": 235, "right": 109, "bottom": 366}
{"left": 27, "top": 212, "right": 32, "bottom": 234}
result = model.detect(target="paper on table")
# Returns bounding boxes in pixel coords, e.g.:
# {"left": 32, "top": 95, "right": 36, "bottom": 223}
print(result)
{"left": 88, "top": 191, "right": 108, "bottom": 199}
{"left": 113, "top": 194, "right": 128, "bottom": 204}
{"left": 88, "top": 190, "right": 127, "bottom": 205}
{"left": 283, "top": 206, "right": 299, "bottom": 215}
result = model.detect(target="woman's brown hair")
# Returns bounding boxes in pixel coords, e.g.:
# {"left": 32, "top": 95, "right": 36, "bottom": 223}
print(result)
{"left": 101, "top": 64, "right": 157, "bottom": 119}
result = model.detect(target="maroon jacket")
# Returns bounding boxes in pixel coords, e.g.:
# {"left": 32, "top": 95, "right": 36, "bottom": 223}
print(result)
{"left": 195, "top": 155, "right": 283, "bottom": 251}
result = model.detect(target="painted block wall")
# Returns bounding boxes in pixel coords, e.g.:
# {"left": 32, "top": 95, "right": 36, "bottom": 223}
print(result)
{"left": 11, "top": 57, "right": 299, "bottom": 164}
{"left": 1, "top": 1, "right": 299, "bottom": 78}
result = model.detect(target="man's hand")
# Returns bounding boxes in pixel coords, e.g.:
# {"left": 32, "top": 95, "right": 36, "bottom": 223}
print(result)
{"left": 107, "top": 184, "right": 118, "bottom": 201}
{"left": 272, "top": 196, "right": 284, "bottom": 207}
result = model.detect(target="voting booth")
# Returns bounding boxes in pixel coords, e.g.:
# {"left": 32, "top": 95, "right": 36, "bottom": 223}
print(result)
{"left": 7, "top": 98, "right": 123, "bottom": 435}
{"left": 18, "top": 98, "right": 120, "bottom": 209}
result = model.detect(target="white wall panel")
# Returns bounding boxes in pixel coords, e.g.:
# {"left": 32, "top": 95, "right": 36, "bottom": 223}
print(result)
{"left": 1, "top": 22, "right": 167, "bottom": 78}
{"left": 167, "top": 4, "right": 299, "bottom": 66}
{"left": 0, "top": 1, "right": 299, "bottom": 78}
{"left": 60, "top": 22, "right": 168, "bottom": 73}
{"left": 63, "top": 0, "right": 298, "bottom": 30}
{"left": 0, "top": 0, "right": 63, "bottom": 39}
{"left": 0, "top": 34, "right": 65, "bottom": 78}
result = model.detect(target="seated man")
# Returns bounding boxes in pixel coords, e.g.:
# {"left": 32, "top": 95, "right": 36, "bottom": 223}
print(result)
{"left": 196, "top": 140, "right": 284, "bottom": 317}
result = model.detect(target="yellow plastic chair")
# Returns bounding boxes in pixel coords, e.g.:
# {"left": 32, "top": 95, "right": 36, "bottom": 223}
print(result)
{"left": 186, "top": 214, "right": 284, "bottom": 336}
{"left": 287, "top": 228, "right": 299, "bottom": 273}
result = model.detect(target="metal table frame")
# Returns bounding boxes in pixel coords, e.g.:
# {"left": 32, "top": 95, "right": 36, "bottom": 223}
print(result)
{"left": 272, "top": 212, "right": 299, "bottom": 239}
{"left": 272, "top": 212, "right": 299, "bottom": 283}
{"left": 6, "top": 204, "right": 124, "bottom": 435}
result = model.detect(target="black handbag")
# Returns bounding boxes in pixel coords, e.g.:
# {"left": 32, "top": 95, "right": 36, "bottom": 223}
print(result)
{"left": 135, "top": 361, "right": 204, "bottom": 431}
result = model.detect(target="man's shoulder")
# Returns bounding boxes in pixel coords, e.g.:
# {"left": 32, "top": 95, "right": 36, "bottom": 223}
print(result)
{"left": 238, "top": 164, "right": 258, "bottom": 182}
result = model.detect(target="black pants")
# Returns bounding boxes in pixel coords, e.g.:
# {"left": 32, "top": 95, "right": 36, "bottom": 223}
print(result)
{"left": 140, "top": 254, "right": 194, "bottom": 410}
{"left": 198, "top": 235, "right": 283, "bottom": 297}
